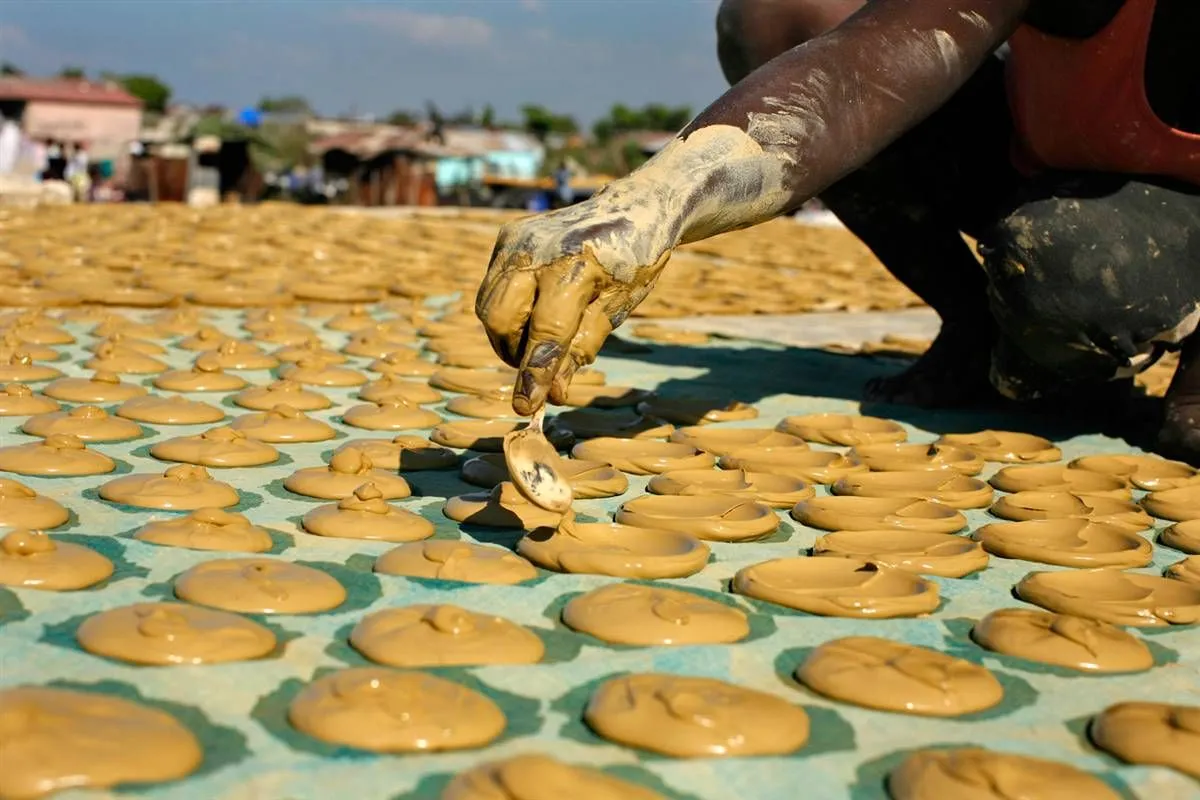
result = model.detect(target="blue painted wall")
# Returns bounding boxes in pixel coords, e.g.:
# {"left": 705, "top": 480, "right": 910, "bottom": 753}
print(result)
{"left": 434, "top": 150, "right": 543, "bottom": 190}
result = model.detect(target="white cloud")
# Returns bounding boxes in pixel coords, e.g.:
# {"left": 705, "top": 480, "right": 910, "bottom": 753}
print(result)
{"left": 520, "top": 0, "right": 544, "bottom": 11}
{"left": 343, "top": 8, "right": 493, "bottom": 47}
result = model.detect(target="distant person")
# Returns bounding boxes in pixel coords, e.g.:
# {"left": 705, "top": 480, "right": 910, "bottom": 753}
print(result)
{"left": 43, "top": 140, "right": 66, "bottom": 182}
{"left": 552, "top": 162, "right": 573, "bottom": 209}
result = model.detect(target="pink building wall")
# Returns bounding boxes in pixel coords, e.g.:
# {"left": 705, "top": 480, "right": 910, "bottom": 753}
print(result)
{"left": 22, "top": 102, "right": 142, "bottom": 159}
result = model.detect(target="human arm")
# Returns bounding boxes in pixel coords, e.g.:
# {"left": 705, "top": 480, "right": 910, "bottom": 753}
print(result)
{"left": 478, "top": 0, "right": 1030, "bottom": 416}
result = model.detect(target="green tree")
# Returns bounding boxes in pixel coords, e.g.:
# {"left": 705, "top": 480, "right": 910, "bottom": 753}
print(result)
{"left": 520, "top": 104, "right": 577, "bottom": 141}
{"left": 115, "top": 74, "right": 172, "bottom": 113}
{"left": 479, "top": 104, "right": 496, "bottom": 129}
{"left": 386, "top": 109, "right": 419, "bottom": 126}
{"left": 58, "top": 66, "right": 85, "bottom": 79}
{"left": 592, "top": 103, "right": 692, "bottom": 140}
{"left": 0, "top": 62, "right": 22, "bottom": 77}
{"left": 257, "top": 95, "right": 311, "bottom": 115}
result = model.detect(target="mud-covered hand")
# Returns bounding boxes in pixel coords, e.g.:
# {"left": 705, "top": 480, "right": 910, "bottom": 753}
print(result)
{"left": 476, "top": 193, "right": 674, "bottom": 416}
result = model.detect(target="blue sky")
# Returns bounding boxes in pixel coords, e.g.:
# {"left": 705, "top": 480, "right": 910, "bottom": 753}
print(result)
{"left": 0, "top": 0, "right": 729, "bottom": 125}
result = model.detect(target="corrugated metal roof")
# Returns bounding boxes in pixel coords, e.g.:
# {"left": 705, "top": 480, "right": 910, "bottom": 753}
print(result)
{"left": 0, "top": 78, "right": 142, "bottom": 107}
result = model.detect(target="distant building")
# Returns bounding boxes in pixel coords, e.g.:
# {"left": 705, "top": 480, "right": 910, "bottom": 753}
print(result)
{"left": 437, "top": 127, "right": 544, "bottom": 189}
{"left": 0, "top": 78, "right": 142, "bottom": 161}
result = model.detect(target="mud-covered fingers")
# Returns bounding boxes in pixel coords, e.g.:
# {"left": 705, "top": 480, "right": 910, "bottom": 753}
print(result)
{"left": 476, "top": 269, "right": 537, "bottom": 367}
{"left": 548, "top": 304, "right": 613, "bottom": 406}
{"left": 512, "top": 268, "right": 600, "bottom": 415}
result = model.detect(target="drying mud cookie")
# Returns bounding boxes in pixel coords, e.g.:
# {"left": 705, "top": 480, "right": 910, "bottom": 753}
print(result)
{"left": 1016, "top": 570, "right": 1200, "bottom": 627}
{"left": 0, "top": 529, "right": 113, "bottom": 590}
{"left": 302, "top": 483, "right": 435, "bottom": 542}
{"left": 284, "top": 449, "right": 411, "bottom": 500}
{"left": 151, "top": 425, "right": 279, "bottom": 468}
{"left": 335, "top": 435, "right": 458, "bottom": 471}
{"left": 936, "top": 430, "right": 1061, "bottom": 463}
{"left": 561, "top": 384, "right": 652, "bottom": 409}
{"left": 647, "top": 468, "right": 812, "bottom": 508}
{"left": 1069, "top": 454, "right": 1197, "bottom": 491}
{"left": 988, "top": 492, "right": 1153, "bottom": 532}
{"left": 972, "top": 519, "right": 1153, "bottom": 568}
{"left": 0, "top": 686, "right": 202, "bottom": 799}
{"left": 562, "top": 583, "right": 749, "bottom": 646}
{"left": 571, "top": 438, "right": 714, "bottom": 475}
{"left": 248, "top": 323, "right": 314, "bottom": 347}
{"left": 635, "top": 397, "right": 755, "bottom": 424}
{"left": 274, "top": 340, "right": 347, "bottom": 365}
{"left": 87, "top": 333, "right": 166, "bottom": 356}
{"left": 1090, "top": 702, "right": 1200, "bottom": 779}
{"left": 429, "top": 367, "right": 517, "bottom": 396}
{"left": 831, "top": 472, "right": 993, "bottom": 509}
{"left": 776, "top": 413, "right": 907, "bottom": 446}
{"left": 0, "top": 357, "right": 65, "bottom": 386}
{"left": 1162, "top": 519, "right": 1200, "bottom": 554}
{"left": 431, "top": 419, "right": 571, "bottom": 453}
{"left": 812, "top": 530, "right": 988, "bottom": 578}
{"left": 375, "top": 540, "right": 538, "bottom": 585}
{"left": 280, "top": 358, "right": 368, "bottom": 387}
{"left": 115, "top": 394, "right": 225, "bottom": 425}
{"left": 287, "top": 667, "right": 506, "bottom": 753}
{"left": 229, "top": 404, "right": 335, "bottom": 443}
{"left": 0, "top": 433, "right": 116, "bottom": 476}
{"left": 206, "top": 338, "right": 278, "bottom": 370}
{"left": 792, "top": 496, "right": 967, "bottom": 533}
{"left": 134, "top": 508, "right": 274, "bottom": 553}
{"left": 630, "top": 322, "right": 710, "bottom": 344}
{"left": 154, "top": 307, "right": 208, "bottom": 336}
{"left": 615, "top": 495, "right": 780, "bottom": 542}
{"left": 434, "top": 345, "right": 511, "bottom": 370}
{"left": 518, "top": 518, "right": 710, "bottom": 579}
{"left": 733, "top": 558, "right": 940, "bottom": 617}
{"left": 232, "top": 379, "right": 332, "bottom": 412}
{"left": 553, "top": 408, "right": 674, "bottom": 440}
{"left": 177, "top": 326, "right": 231, "bottom": 351}
{"left": 1142, "top": 485, "right": 1200, "bottom": 521}
{"left": 443, "top": 482, "right": 564, "bottom": 529}
{"left": 99, "top": 464, "right": 241, "bottom": 510}
{"left": 971, "top": 608, "right": 1153, "bottom": 672}
{"left": 345, "top": 330, "right": 420, "bottom": 359}
{"left": 797, "top": 637, "right": 1003, "bottom": 716}
{"left": 325, "top": 305, "right": 378, "bottom": 332}
{"left": 153, "top": 355, "right": 248, "bottom": 392}
{"left": 584, "top": 673, "right": 809, "bottom": 757}
{"left": 189, "top": 284, "right": 292, "bottom": 307}
{"left": 0, "top": 382, "right": 59, "bottom": 416}
{"left": 359, "top": 375, "right": 443, "bottom": 405}
{"left": 988, "top": 465, "right": 1131, "bottom": 499}
{"left": 369, "top": 351, "right": 439, "bottom": 377}
{"left": 442, "top": 754, "right": 666, "bottom": 800}
{"left": 174, "top": 557, "right": 346, "bottom": 614}
{"left": 83, "top": 343, "right": 165, "bottom": 374}
{"left": 76, "top": 601, "right": 276, "bottom": 665}
{"left": 720, "top": 447, "right": 868, "bottom": 484}
{"left": 22, "top": 403, "right": 143, "bottom": 443}
{"left": 668, "top": 426, "right": 805, "bottom": 458}
{"left": 349, "top": 604, "right": 544, "bottom": 667}
{"left": 0, "top": 479, "right": 69, "bottom": 529}
{"left": 1166, "top": 555, "right": 1200, "bottom": 584}
{"left": 0, "top": 338, "right": 56, "bottom": 363}
{"left": 43, "top": 371, "right": 147, "bottom": 403}
{"left": 887, "top": 748, "right": 1121, "bottom": 800}
{"left": 343, "top": 399, "right": 443, "bottom": 431}
{"left": 850, "top": 443, "right": 985, "bottom": 476}
{"left": 444, "top": 393, "right": 522, "bottom": 420}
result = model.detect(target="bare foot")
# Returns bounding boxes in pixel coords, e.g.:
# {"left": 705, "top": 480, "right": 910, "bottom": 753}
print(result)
{"left": 862, "top": 324, "right": 996, "bottom": 408}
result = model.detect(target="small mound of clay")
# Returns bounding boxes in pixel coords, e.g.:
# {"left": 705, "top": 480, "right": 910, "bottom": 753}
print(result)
{"left": 43, "top": 371, "right": 147, "bottom": 403}
{"left": 0, "top": 433, "right": 116, "bottom": 476}
{"left": 375, "top": 540, "right": 538, "bottom": 585}
{"left": 734, "top": 557, "right": 940, "bottom": 617}
{"left": 115, "top": 394, "right": 225, "bottom": 425}
{"left": 444, "top": 393, "right": 521, "bottom": 420}
{"left": 99, "top": 464, "right": 241, "bottom": 510}
{"left": 433, "top": 419, "right": 573, "bottom": 452}
{"left": 1166, "top": 555, "right": 1200, "bottom": 584}
{"left": 176, "top": 326, "right": 230, "bottom": 351}
{"left": 571, "top": 437, "right": 714, "bottom": 475}
{"left": 284, "top": 449, "right": 411, "bottom": 500}
{"left": 988, "top": 491, "right": 1153, "bottom": 532}
{"left": 287, "top": 667, "right": 506, "bottom": 752}
{"left": 229, "top": 403, "right": 335, "bottom": 443}
{"left": 796, "top": 636, "right": 1002, "bottom": 716}
{"left": 206, "top": 338, "right": 278, "bottom": 370}
{"left": 0, "top": 686, "right": 202, "bottom": 799}
{"left": 368, "top": 352, "right": 438, "bottom": 377}
{"left": 302, "top": 482, "right": 435, "bottom": 542}
{"left": 443, "top": 482, "right": 564, "bottom": 529}
{"left": 442, "top": 755, "right": 666, "bottom": 800}
{"left": 584, "top": 673, "right": 809, "bottom": 757}
{"left": 777, "top": 413, "right": 907, "bottom": 446}
{"left": 0, "top": 529, "right": 113, "bottom": 590}
{"left": 615, "top": 495, "right": 780, "bottom": 542}
{"left": 647, "top": 468, "right": 811, "bottom": 508}
{"left": 76, "top": 601, "right": 276, "bottom": 665}
{"left": 1162, "top": 519, "right": 1200, "bottom": 554}
{"left": 335, "top": 435, "right": 458, "bottom": 471}
{"left": 1142, "top": 484, "right": 1200, "bottom": 521}
{"left": 153, "top": 354, "right": 248, "bottom": 392}
{"left": 720, "top": 447, "right": 868, "bottom": 484}
{"left": 429, "top": 367, "right": 517, "bottom": 396}
{"left": 669, "top": 426, "right": 805, "bottom": 457}
{"left": 150, "top": 425, "right": 279, "bottom": 468}
{"left": 631, "top": 323, "right": 711, "bottom": 344}
{"left": 0, "top": 478, "right": 69, "bottom": 529}
{"left": 0, "top": 382, "right": 59, "bottom": 416}
{"left": 988, "top": 465, "right": 1130, "bottom": 498}
{"left": 1090, "top": 702, "right": 1200, "bottom": 779}
{"left": 517, "top": 519, "right": 710, "bottom": 579}
{"left": 937, "top": 430, "right": 1061, "bottom": 463}
{"left": 87, "top": 333, "right": 165, "bottom": 356}
{"left": 350, "top": 604, "right": 544, "bottom": 667}
{"left": 792, "top": 496, "right": 967, "bottom": 533}
{"left": 280, "top": 358, "right": 367, "bottom": 387}
{"left": 971, "top": 608, "right": 1153, "bottom": 672}
{"left": 635, "top": 397, "right": 755, "bottom": 424}
{"left": 359, "top": 375, "right": 443, "bottom": 405}
{"left": 812, "top": 530, "right": 988, "bottom": 578}
{"left": 1069, "top": 453, "right": 1197, "bottom": 491}
{"left": 850, "top": 442, "right": 985, "bottom": 475}
{"left": 1016, "top": 569, "right": 1200, "bottom": 627}
{"left": 831, "top": 471, "right": 993, "bottom": 509}
{"left": 972, "top": 518, "right": 1153, "bottom": 568}
{"left": 274, "top": 340, "right": 347, "bottom": 364}
{"left": 563, "top": 583, "right": 749, "bottom": 646}
{"left": 232, "top": 379, "right": 332, "bottom": 411}
{"left": 343, "top": 399, "right": 442, "bottom": 431}
{"left": 175, "top": 557, "right": 346, "bottom": 614}
{"left": 135, "top": 508, "right": 274, "bottom": 553}
{"left": 553, "top": 408, "right": 673, "bottom": 440}
{"left": 83, "top": 343, "right": 165, "bottom": 374}
{"left": 22, "top": 404, "right": 143, "bottom": 442}
{"left": 888, "top": 748, "right": 1120, "bottom": 800}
